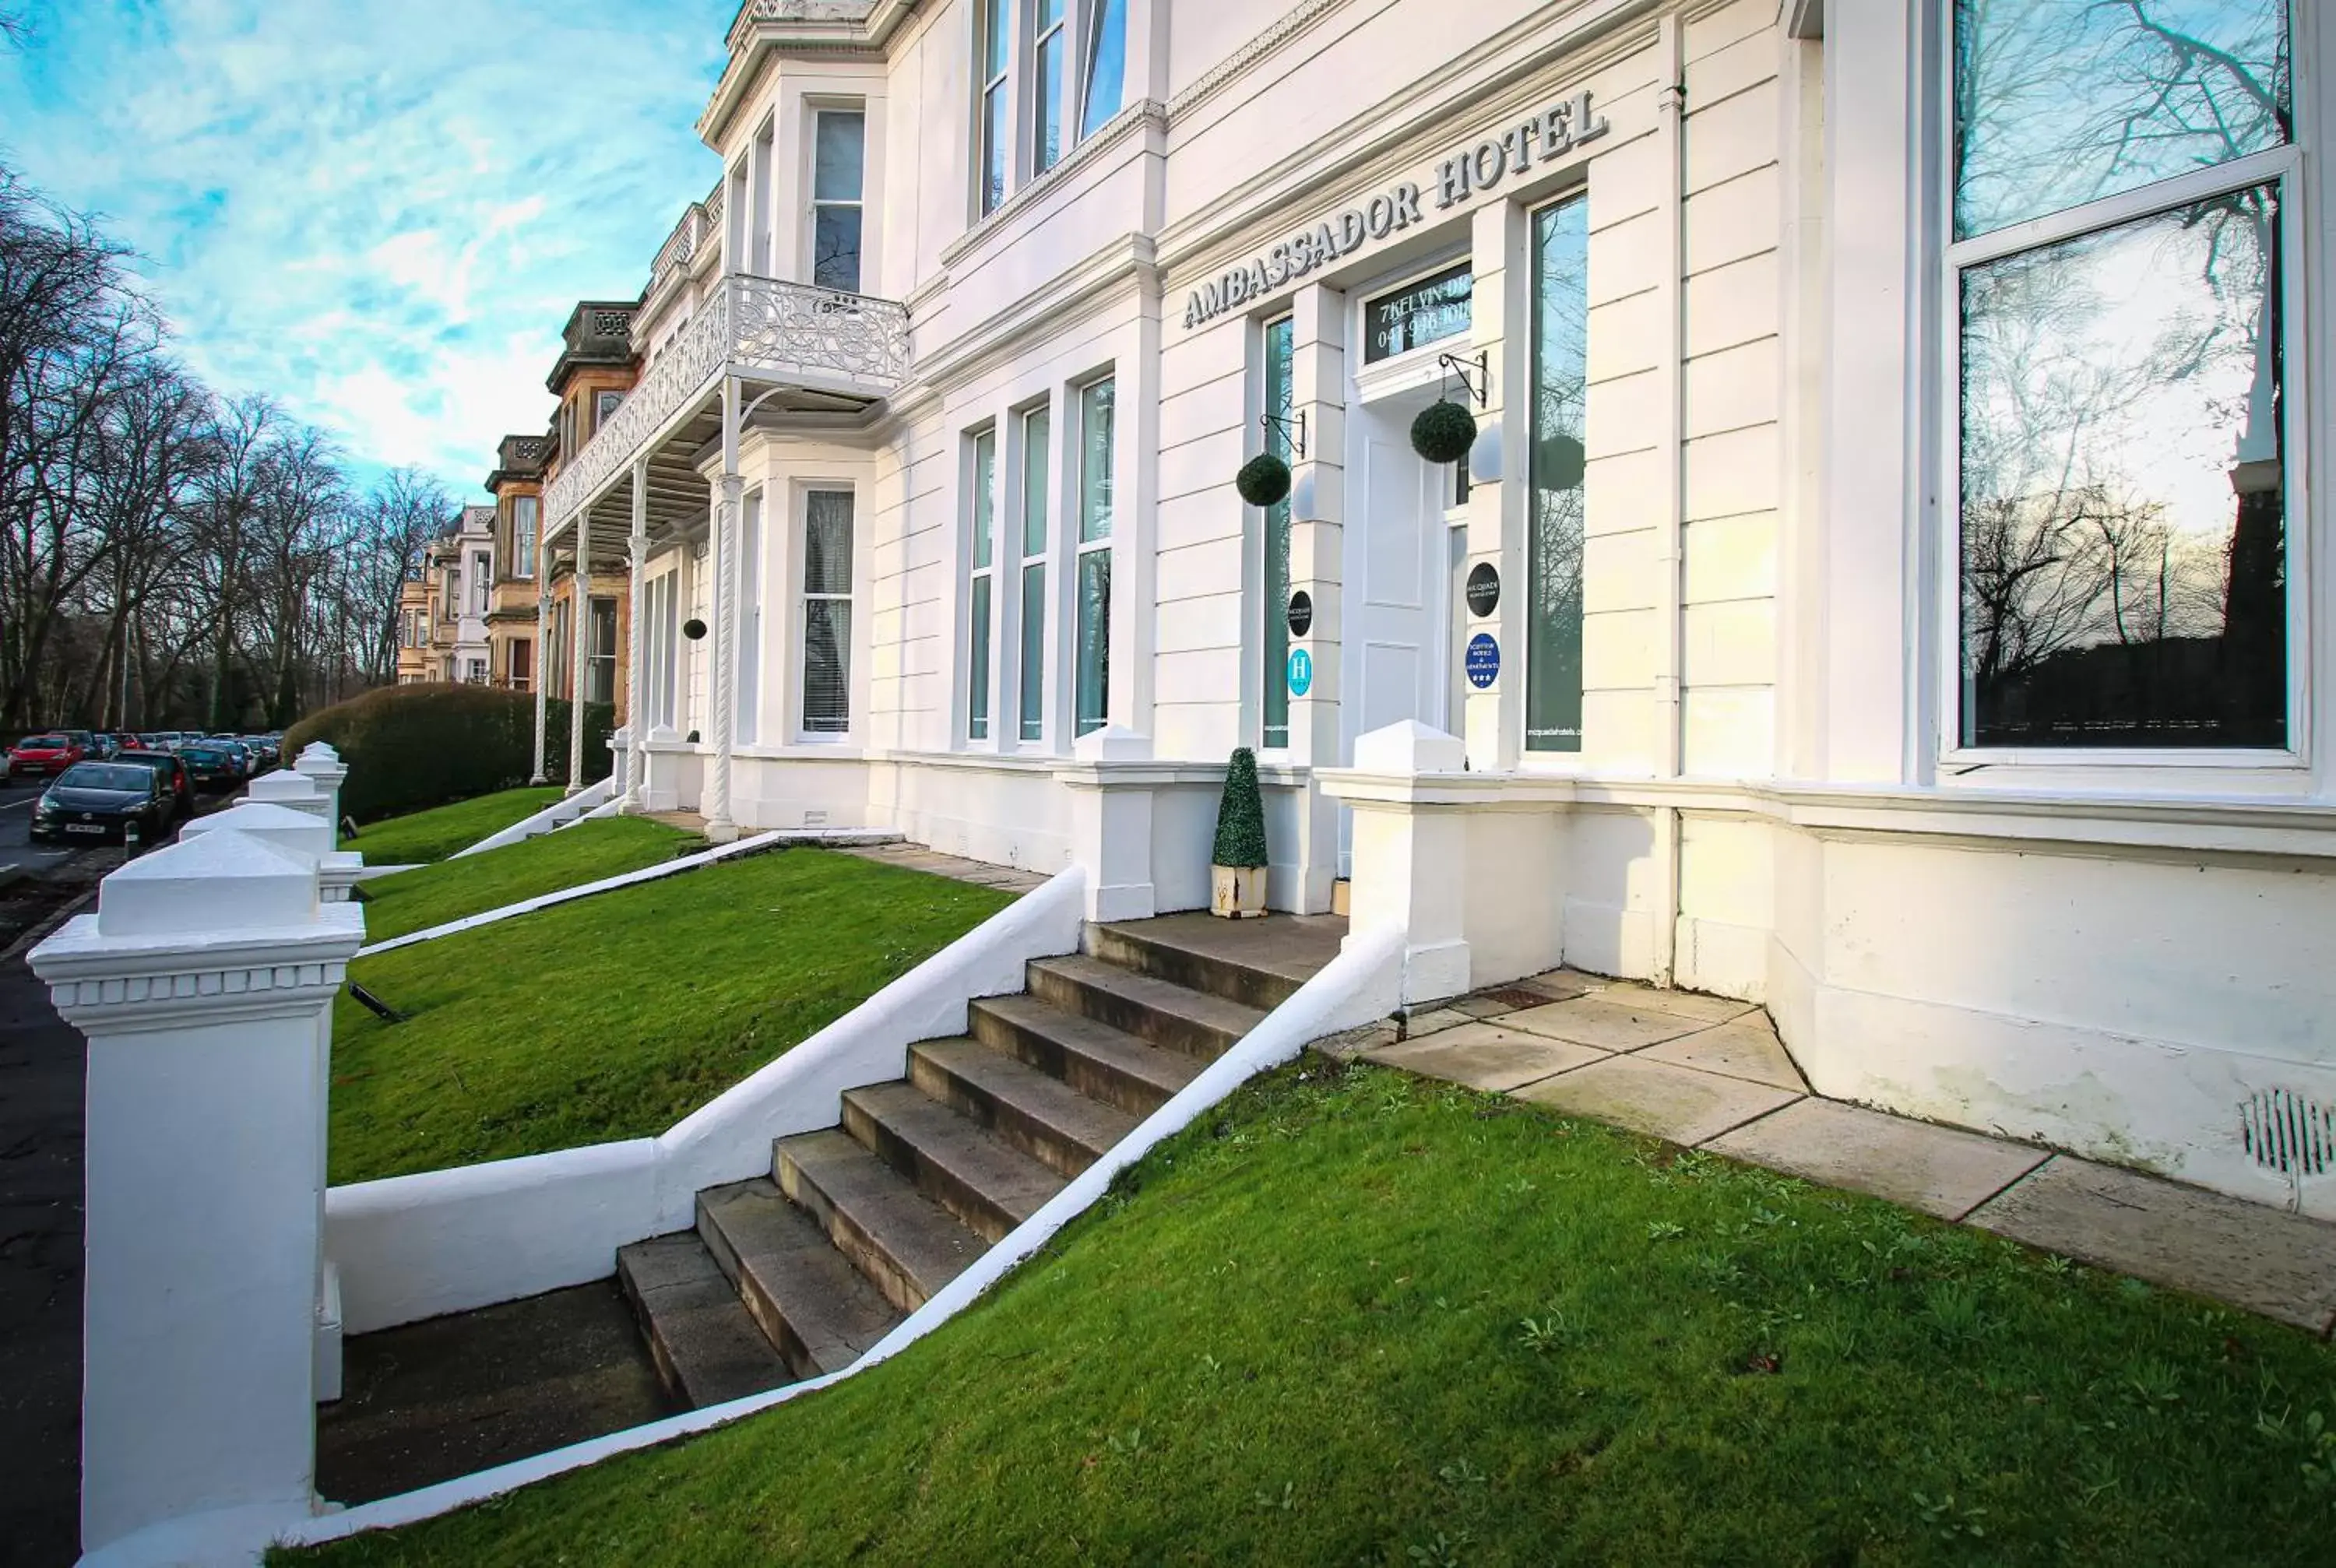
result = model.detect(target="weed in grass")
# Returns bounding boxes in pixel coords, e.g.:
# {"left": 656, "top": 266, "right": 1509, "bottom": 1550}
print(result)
{"left": 1645, "top": 1220, "right": 1686, "bottom": 1243}
{"left": 1518, "top": 1313, "right": 1584, "bottom": 1355}
{"left": 1403, "top": 1528, "right": 1471, "bottom": 1567}
{"left": 1253, "top": 1482, "right": 1296, "bottom": 1512}
{"left": 1922, "top": 1281, "right": 1987, "bottom": 1343}
{"left": 1912, "top": 1491, "right": 1989, "bottom": 1543}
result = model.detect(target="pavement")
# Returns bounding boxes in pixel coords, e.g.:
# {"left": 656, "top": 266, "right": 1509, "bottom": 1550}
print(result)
{"left": 0, "top": 776, "right": 77, "bottom": 886}
{"left": 0, "top": 945, "right": 87, "bottom": 1568}
{"left": 1329, "top": 971, "right": 2336, "bottom": 1337}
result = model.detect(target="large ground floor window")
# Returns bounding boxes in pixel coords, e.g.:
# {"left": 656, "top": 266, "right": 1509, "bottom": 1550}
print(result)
{"left": 1525, "top": 192, "right": 1588, "bottom": 753}
{"left": 802, "top": 490, "right": 854, "bottom": 736}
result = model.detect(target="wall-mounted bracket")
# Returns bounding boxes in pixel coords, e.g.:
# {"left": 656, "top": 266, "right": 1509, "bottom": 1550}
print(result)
{"left": 1260, "top": 409, "right": 1308, "bottom": 460}
{"left": 1437, "top": 350, "right": 1490, "bottom": 409}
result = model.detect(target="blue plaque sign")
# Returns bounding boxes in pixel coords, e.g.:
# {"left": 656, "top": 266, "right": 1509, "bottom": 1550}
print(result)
{"left": 1465, "top": 633, "right": 1500, "bottom": 690}
{"left": 1287, "top": 646, "right": 1314, "bottom": 697}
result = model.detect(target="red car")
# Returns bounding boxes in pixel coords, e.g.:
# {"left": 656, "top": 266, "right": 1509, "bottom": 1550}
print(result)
{"left": 6, "top": 733, "right": 86, "bottom": 779}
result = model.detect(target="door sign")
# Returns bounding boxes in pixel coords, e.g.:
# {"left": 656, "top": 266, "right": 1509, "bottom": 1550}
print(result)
{"left": 1288, "top": 646, "right": 1314, "bottom": 697}
{"left": 1465, "top": 561, "right": 1500, "bottom": 618}
{"left": 1465, "top": 633, "right": 1500, "bottom": 690}
{"left": 1288, "top": 590, "right": 1314, "bottom": 638}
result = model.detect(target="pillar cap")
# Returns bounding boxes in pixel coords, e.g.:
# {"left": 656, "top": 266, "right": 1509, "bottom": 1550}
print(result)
{"left": 180, "top": 802, "right": 332, "bottom": 862}
{"left": 96, "top": 829, "right": 319, "bottom": 938}
{"left": 297, "top": 741, "right": 340, "bottom": 762}
{"left": 1353, "top": 720, "right": 1465, "bottom": 775}
{"left": 248, "top": 771, "right": 322, "bottom": 803}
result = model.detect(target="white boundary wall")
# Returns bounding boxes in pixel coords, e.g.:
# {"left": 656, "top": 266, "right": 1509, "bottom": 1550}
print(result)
{"left": 326, "top": 865, "right": 1087, "bottom": 1334}
{"left": 280, "top": 921, "right": 1404, "bottom": 1555}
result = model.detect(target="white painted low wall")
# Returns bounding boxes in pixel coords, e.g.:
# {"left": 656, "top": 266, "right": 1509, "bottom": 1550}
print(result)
{"left": 325, "top": 865, "right": 1089, "bottom": 1334}
{"left": 285, "top": 921, "right": 1405, "bottom": 1553}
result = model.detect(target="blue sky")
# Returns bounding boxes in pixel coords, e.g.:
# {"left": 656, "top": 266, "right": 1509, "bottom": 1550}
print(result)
{"left": 0, "top": 0, "right": 733, "bottom": 498}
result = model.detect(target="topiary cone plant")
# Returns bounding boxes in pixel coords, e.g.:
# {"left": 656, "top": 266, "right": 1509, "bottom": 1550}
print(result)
{"left": 1210, "top": 745, "right": 1270, "bottom": 919}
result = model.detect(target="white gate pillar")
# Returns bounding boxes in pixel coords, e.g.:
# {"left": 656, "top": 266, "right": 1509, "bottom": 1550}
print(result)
{"left": 1318, "top": 720, "right": 1471, "bottom": 1005}
{"left": 30, "top": 831, "right": 364, "bottom": 1559}
{"left": 289, "top": 743, "right": 347, "bottom": 843}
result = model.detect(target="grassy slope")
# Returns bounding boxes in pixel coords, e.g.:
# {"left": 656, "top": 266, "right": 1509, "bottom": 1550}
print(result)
{"left": 346, "top": 787, "right": 565, "bottom": 864}
{"left": 330, "top": 849, "right": 1012, "bottom": 1184}
{"left": 295, "top": 1063, "right": 2336, "bottom": 1566}
{"left": 356, "top": 817, "right": 694, "bottom": 944}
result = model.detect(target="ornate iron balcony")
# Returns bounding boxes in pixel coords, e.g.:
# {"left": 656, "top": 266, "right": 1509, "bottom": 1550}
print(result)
{"left": 543, "top": 272, "right": 909, "bottom": 525}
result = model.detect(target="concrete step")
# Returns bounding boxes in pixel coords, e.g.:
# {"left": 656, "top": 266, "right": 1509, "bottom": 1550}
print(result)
{"left": 695, "top": 1179, "right": 906, "bottom": 1380}
{"left": 1026, "top": 954, "right": 1265, "bottom": 1061}
{"left": 842, "top": 1081, "right": 1067, "bottom": 1243}
{"left": 909, "top": 1036, "right": 1141, "bottom": 1179}
{"left": 970, "top": 993, "right": 1202, "bottom": 1116}
{"left": 773, "top": 1128, "right": 985, "bottom": 1314}
{"left": 615, "top": 1232, "right": 790, "bottom": 1409}
{"left": 1086, "top": 916, "right": 1330, "bottom": 1011}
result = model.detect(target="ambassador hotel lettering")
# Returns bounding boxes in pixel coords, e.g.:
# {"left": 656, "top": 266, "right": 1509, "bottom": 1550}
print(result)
{"left": 1181, "top": 90, "right": 1610, "bottom": 331}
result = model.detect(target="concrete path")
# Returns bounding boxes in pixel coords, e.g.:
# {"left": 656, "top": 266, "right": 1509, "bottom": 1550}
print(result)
{"left": 839, "top": 842, "right": 1050, "bottom": 896}
{"left": 1328, "top": 970, "right": 2336, "bottom": 1337}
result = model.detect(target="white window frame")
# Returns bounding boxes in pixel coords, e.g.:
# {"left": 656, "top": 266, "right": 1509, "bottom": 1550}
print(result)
{"left": 966, "top": 426, "right": 1000, "bottom": 744}
{"left": 1931, "top": 1, "right": 2314, "bottom": 779}
{"left": 976, "top": 0, "right": 1014, "bottom": 218}
{"left": 1013, "top": 401, "right": 1052, "bottom": 747}
{"left": 1029, "top": 0, "right": 1068, "bottom": 178}
{"left": 809, "top": 104, "right": 867, "bottom": 294}
{"left": 797, "top": 485, "right": 857, "bottom": 741}
{"left": 1072, "top": 372, "right": 1115, "bottom": 738}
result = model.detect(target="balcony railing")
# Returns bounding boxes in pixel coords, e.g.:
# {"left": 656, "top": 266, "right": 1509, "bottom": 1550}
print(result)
{"left": 543, "top": 272, "right": 909, "bottom": 526}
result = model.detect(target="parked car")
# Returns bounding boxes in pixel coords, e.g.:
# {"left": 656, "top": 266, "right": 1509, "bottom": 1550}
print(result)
{"left": 30, "top": 761, "right": 171, "bottom": 846}
{"left": 6, "top": 733, "right": 86, "bottom": 779}
{"left": 177, "top": 744, "right": 244, "bottom": 792}
{"left": 105, "top": 732, "right": 140, "bottom": 756}
{"left": 112, "top": 749, "right": 195, "bottom": 821}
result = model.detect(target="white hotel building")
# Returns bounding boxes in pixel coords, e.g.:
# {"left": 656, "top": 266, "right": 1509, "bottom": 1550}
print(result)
{"left": 538, "top": 0, "right": 2331, "bottom": 1214}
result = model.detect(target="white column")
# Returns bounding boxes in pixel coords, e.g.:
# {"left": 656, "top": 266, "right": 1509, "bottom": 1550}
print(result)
{"left": 624, "top": 469, "right": 651, "bottom": 812}
{"left": 272, "top": 754, "right": 339, "bottom": 833}
{"left": 1287, "top": 282, "right": 1347, "bottom": 912}
{"left": 567, "top": 515, "right": 593, "bottom": 793}
{"left": 30, "top": 831, "right": 364, "bottom": 1557}
{"left": 529, "top": 557, "right": 552, "bottom": 784}
{"left": 705, "top": 377, "right": 742, "bottom": 842}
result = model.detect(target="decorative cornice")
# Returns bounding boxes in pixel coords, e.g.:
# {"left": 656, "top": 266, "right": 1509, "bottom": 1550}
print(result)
{"left": 31, "top": 911, "right": 366, "bottom": 1033}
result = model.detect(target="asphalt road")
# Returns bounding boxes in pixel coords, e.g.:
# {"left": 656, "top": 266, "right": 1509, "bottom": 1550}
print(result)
{"left": 0, "top": 777, "right": 75, "bottom": 881}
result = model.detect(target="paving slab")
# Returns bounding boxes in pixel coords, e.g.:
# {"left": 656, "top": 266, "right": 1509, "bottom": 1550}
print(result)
{"left": 1585, "top": 980, "right": 1754, "bottom": 1025}
{"left": 1363, "top": 1023, "right": 1606, "bottom": 1094}
{"left": 1312, "top": 1021, "right": 1400, "bottom": 1060}
{"left": 1450, "top": 994, "right": 1522, "bottom": 1019}
{"left": 1513, "top": 969, "right": 1595, "bottom": 1003}
{"left": 1706, "top": 1099, "right": 2049, "bottom": 1220}
{"left": 1636, "top": 1014, "right": 1809, "bottom": 1091}
{"left": 1400, "top": 1006, "right": 1476, "bottom": 1039}
{"left": 1514, "top": 1054, "right": 1799, "bottom": 1146}
{"left": 1968, "top": 1158, "right": 2336, "bottom": 1334}
{"left": 1500, "top": 993, "right": 1708, "bottom": 1053}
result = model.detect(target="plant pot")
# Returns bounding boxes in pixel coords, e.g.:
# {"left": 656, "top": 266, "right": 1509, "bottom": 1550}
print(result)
{"left": 1211, "top": 863, "right": 1268, "bottom": 919}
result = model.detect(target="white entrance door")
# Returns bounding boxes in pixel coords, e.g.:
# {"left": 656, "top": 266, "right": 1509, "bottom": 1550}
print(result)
{"left": 1340, "top": 391, "right": 1455, "bottom": 875}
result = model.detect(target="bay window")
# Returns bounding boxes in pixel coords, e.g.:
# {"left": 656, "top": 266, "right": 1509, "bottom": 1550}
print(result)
{"left": 1950, "top": 0, "right": 2294, "bottom": 753}
{"left": 801, "top": 490, "right": 854, "bottom": 736}
{"left": 975, "top": 0, "right": 1129, "bottom": 217}
{"left": 512, "top": 495, "right": 537, "bottom": 579}
{"left": 1075, "top": 376, "right": 1114, "bottom": 737}
{"left": 586, "top": 599, "right": 617, "bottom": 707}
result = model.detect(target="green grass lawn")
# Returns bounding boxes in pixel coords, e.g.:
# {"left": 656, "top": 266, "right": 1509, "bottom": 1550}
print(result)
{"left": 346, "top": 787, "right": 566, "bottom": 864}
{"left": 293, "top": 1062, "right": 2336, "bottom": 1566}
{"left": 356, "top": 817, "right": 695, "bottom": 944}
{"left": 329, "top": 849, "right": 1012, "bottom": 1185}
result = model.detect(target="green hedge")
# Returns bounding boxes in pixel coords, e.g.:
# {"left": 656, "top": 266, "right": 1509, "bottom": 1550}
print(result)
{"left": 283, "top": 684, "right": 614, "bottom": 824}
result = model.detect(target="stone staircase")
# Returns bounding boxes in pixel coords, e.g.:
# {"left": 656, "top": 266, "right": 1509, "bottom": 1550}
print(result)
{"left": 614, "top": 913, "right": 1345, "bottom": 1408}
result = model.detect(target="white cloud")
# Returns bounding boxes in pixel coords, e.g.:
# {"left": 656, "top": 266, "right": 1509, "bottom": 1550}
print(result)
{"left": 0, "top": 0, "right": 730, "bottom": 495}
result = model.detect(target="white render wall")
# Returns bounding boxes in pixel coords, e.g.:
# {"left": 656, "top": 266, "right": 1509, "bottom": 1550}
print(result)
{"left": 648, "top": 0, "right": 2336, "bottom": 1214}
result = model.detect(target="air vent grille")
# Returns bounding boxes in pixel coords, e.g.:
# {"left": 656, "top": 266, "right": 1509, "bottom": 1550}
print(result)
{"left": 2239, "top": 1089, "right": 2335, "bottom": 1177}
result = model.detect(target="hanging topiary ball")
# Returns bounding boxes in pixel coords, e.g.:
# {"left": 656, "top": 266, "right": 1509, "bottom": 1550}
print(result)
{"left": 1236, "top": 452, "right": 1292, "bottom": 508}
{"left": 1411, "top": 399, "right": 1476, "bottom": 465}
{"left": 1534, "top": 431, "right": 1586, "bottom": 490}
{"left": 682, "top": 617, "right": 708, "bottom": 641}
